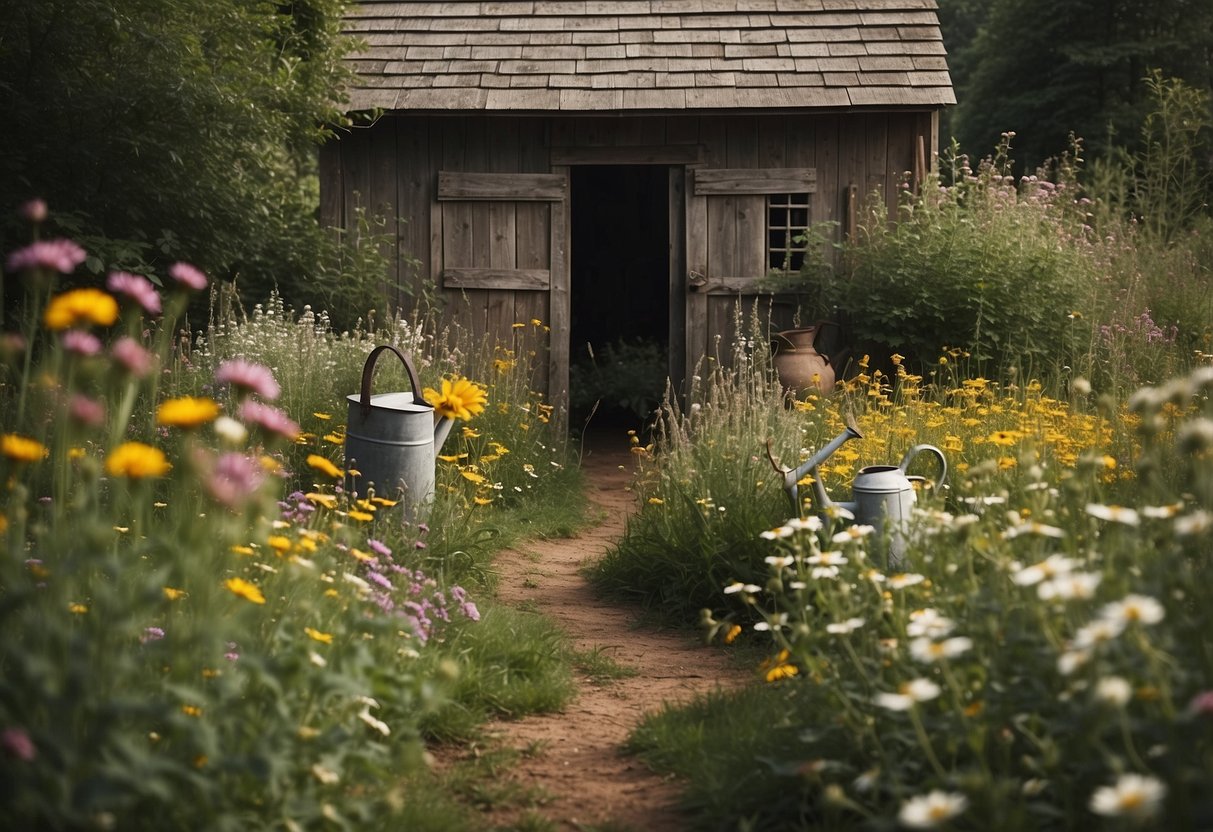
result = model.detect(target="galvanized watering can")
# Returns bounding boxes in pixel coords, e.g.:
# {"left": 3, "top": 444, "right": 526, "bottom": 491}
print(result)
{"left": 344, "top": 345, "right": 454, "bottom": 519}
{"left": 767, "top": 421, "right": 947, "bottom": 568}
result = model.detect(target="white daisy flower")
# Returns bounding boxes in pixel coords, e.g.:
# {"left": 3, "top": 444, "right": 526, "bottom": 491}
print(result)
{"left": 1012, "top": 554, "right": 1080, "bottom": 586}
{"left": 832, "top": 523, "right": 876, "bottom": 543}
{"left": 907, "top": 608, "right": 955, "bottom": 638}
{"left": 826, "top": 617, "right": 866, "bottom": 635}
{"left": 1003, "top": 521, "right": 1066, "bottom": 540}
{"left": 754, "top": 613, "right": 788, "bottom": 631}
{"left": 1141, "top": 503, "right": 1183, "bottom": 519}
{"left": 898, "top": 789, "right": 969, "bottom": 828}
{"left": 1057, "top": 649, "right": 1091, "bottom": 676}
{"left": 875, "top": 677, "right": 941, "bottom": 711}
{"left": 764, "top": 554, "right": 796, "bottom": 568}
{"left": 909, "top": 636, "right": 973, "bottom": 663}
{"left": 1175, "top": 510, "right": 1212, "bottom": 536}
{"left": 807, "top": 550, "right": 849, "bottom": 566}
{"left": 1094, "top": 676, "right": 1133, "bottom": 707}
{"left": 1037, "top": 571, "right": 1102, "bottom": 602}
{"left": 1088, "top": 773, "right": 1166, "bottom": 820}
{"left": 760, "top": 525, "right": 796, "bottom": 540}
{"left": 888, "top": 573, "right": 926, "bottom": 590}
{"left": 1072, "top": 618, "right": 1126, "bottom": 650}
{"left": 1086, "top": 503, "right": 1141, "bottom": 526}
{"left": 787, "top": 516, "right": 823, "bottom": 532}
{"left": 812, "top": 565, "right": 841, "bottom": 580}
{"left": 1100, "top": 594, "right": 1165, "bottom": 627}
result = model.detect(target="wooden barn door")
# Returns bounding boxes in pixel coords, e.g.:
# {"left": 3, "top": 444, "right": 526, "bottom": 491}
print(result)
{"left": 683, "top": 167, "right": 816, "bottom": 376}
{"left": 436, "top": 170, "right": 570, "bottom": 413}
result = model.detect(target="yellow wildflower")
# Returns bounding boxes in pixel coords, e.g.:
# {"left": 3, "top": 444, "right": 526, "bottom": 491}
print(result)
{"left": 156, "top": 396, "right": 220, "bottom": 429}
{"left": 163, "top": 587, "right": 187, "bottom": 601}
{"left": 105, "top": 442, "right": 171, "bottom": 478}
{"left": 224, "top": 577, "right": 266, "bottom": 605}
{"left": 306, "top": 492, "right": 338, "bottom": 509}
{"left": 43, "top": 288, "right": 119, "bottom": 330}
{"left": 423, "top": 377, "right": 488, "bottom": 421}
{"left": 305, "top": 627, "right": 334, "bottom": 644}
{"left": 181, "top": 705, "right": 203, "bottom": 717}
{"left": 347, "top": 510, "right": 374, "bottom": 522}
{"left": 473, "top": 496, "right": 493, "bottom": 506}
{"left": 307, "top": 454, "right": 343, "bottom": 479}
{"left": 267, "top": 536, "right": 292, "bottom": 554}
{"left": 312, "top": 412, "right": 331, "bottom": 420}
{"left": 460, "top": 469, "right": 486, "bottom": 484}
{"left": 69, "top": 603, "right": 88, "bottom": 614}
{"left": 2, "top": 433, "right": 48, "bottom": 463}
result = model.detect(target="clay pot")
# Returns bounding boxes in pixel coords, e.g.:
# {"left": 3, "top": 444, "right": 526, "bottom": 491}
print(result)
{"left": 771, "top": 326, "right": 836, "bottom": 395}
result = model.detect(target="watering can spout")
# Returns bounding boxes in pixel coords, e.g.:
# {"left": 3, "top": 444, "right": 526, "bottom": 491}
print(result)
{"left": 768, "top": 419, "right": 863, "bottom": 515}
{"left": 434, "top": 416, "right": 455, "bottom": 455}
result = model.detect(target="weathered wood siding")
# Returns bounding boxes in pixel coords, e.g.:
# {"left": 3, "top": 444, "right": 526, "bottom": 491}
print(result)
{"left": 319, "top": 110, "right": 936, "bottom": 400}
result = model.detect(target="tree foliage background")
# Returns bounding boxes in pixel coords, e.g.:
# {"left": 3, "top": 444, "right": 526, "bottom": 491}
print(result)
{"left": 0, "top": 0, "right": 385, "bottom": 326}
{"left": 939, "top": 0, "right": 1213, "bottom": 173}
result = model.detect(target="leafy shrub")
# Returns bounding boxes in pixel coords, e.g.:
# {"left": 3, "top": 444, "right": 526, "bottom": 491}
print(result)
{"left": 829, "top": 137, "right": 1099, "bottom": 374}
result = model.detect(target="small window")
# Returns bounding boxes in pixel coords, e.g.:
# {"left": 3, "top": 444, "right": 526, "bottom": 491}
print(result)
{"left": 767, "top": 193, "right": 811, "bottom": 273}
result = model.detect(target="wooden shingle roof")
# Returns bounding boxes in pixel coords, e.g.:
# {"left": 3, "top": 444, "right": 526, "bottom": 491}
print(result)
{"left": 342, "top": 1, "right": 955, "bottom": 112}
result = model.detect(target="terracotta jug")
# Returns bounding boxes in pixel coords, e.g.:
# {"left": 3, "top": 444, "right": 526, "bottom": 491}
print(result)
{"left": 771, "top": 326, "right": 836, "bottom": 395}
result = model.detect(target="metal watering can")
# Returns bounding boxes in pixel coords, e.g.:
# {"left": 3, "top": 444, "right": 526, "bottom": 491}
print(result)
{"left": 767, "top": 421, "right": 947, "bottom": 568}
{"left": 344, "top": 345, "right": 455, "bottom": 520}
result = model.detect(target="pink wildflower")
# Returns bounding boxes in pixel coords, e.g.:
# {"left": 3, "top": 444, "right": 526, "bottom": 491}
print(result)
{"left": 168, "top": 261, "right": 208, "bottom": 291}
{"left": 106, "top": 271, "right": 162, "bottom": 316}
{"left": 240, "top": 400, "right": 300, "bottom": 442}
{"left": 216, "top": 359, "right": 280, "bottom": 401}
{"left": 1189, "top": 690, "right": 1213, "bottom": 717}
{"left": 1, "top": 727, "right": 36, "bottom": 762}
{"left": 110, "top": 336, "right": 155, "bottom": 378}
{"left": 69, "top": 394, "right": 106, "bottom": 427}
{"left": 20, "top": 199, "right": 48, "bottom": 223}
{"left": 61, "top": 329, "right": 102, "bottom": 357}
{"left": 5, "top": 239, "right": 86, "bottom": 275}
{"left": 206, "top": 452, "right": 266, "bottom": 508}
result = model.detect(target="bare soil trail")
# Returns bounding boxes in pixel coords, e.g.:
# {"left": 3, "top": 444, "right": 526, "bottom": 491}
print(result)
{"left": 455, "top": 434, "right": 750, "bottom": 831}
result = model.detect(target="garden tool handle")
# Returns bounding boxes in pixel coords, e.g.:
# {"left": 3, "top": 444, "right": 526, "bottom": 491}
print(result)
{"left": 358, "top": 345, "right": 430, "bottom": 418}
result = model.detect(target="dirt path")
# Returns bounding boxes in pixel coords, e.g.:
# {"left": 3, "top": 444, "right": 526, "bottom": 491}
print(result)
{"left": 461, "top": 437, "right": 749, "bottom": 830}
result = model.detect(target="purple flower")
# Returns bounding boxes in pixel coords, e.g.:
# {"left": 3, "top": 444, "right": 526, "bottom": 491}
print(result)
{"left": 240, "top": 400, "right": 300, "bottom": 441}
{"left": 140, "top": 626, "right": 166, "bottom": 644}
{"left": 367, "top": 571, "right": 393, "bottom": 590}
{"left": 5, "top": 239, "right": 86, "bottom": 275}
{"left": 69, "top": 394, "right": 106, "bottom": 427}
{"left": 461, "top": 601, "right": 481, "bottom": 622}
{"left": 106, "top": 271, "right": 162, "bottom": 316}
{"left": 414, "top": 540, "right": 427, "bottom": 550}
{"left": 216, "top": 359, "right": 280, "bottom": 401}
{"left": 1, "top": 727, "right": 36, "bottom": 762}
{"left": 224, "top": 641, "right": 240, "bottom": 662}
{"left": 1189, "top": 690, "right": 1213, "bottom": 716}
{"left": 368, "top": 539, "right": 392, "bottom": 558}
{"left": 110, "top": 336, "right": 155, "bottom": 378}
{"left": 168, "top": 261, "right": 208, "bottom": 291}
{"left": 207, "top": 452, "right": 266, "bottom": 508}
{"left": 62, "top": 329, "right": 102, "bottom": 357}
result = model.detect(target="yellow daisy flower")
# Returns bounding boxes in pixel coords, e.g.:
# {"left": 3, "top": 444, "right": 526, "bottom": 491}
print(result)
{"left": 224, "top": 577, "right": 266, "bottom": 605}
{"left": 105, "top": 442, "right": 171, "bottom": 478}
{"left": 423, "top": 377, "right": 488, "bottom": 421}
{"left": 43, "top": 288, "right": 119, "bottom": 330}
{"left": 2, "top": 433, "right": 48, "bottom": 463}
{"left": 156, "top": 396, "right": 220, "bottom": 429}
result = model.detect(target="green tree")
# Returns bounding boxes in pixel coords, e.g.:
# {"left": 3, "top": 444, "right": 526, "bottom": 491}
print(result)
{"left": 950, "top": 0, "right": 1213, "bottom": 171}
{"left": 0, "top": 0, "right": 386, "bottom": 325}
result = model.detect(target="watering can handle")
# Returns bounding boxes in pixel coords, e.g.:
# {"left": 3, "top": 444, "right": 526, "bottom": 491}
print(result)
{"left": 358, "top": 345, "right": 430, "bottom": 418}
{"left": 900, "top": 444, "right": 947, "bottom": 491}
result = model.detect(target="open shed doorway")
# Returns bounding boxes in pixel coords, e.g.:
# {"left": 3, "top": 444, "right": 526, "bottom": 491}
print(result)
{"left": 569, "top": 165, "right": 670, "bottom": 437}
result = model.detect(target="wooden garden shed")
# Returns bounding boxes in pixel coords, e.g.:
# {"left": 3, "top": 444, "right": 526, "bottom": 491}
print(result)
{"left": 319, "top": 0, "right": 954, "bottom": 416}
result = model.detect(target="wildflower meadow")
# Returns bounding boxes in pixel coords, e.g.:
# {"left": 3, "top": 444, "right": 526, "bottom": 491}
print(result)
{"left": 0, "top": 202, "right": 583, "bottom": 829}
